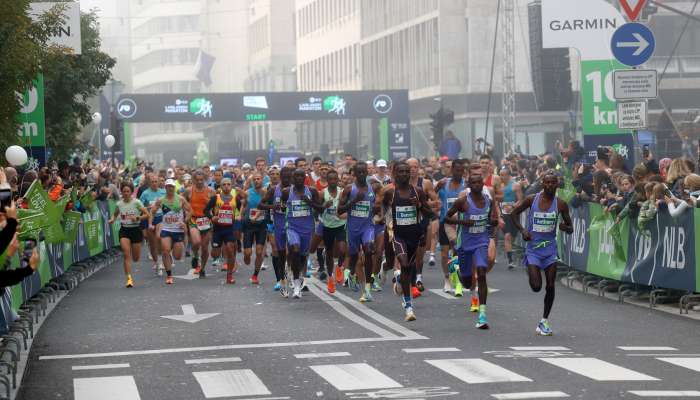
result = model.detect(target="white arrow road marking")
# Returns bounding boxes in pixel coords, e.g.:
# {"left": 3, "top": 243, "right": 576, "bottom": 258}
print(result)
{"left": 617, "top": 33, "right": 650, "bottom": 56}
{"left": 161, "top": 304, "right": 220, "bottom": 324}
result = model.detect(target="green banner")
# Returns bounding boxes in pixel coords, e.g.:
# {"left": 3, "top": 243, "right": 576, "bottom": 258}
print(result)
{"left": 24, "top": 180, "right": 50, "bottom": 212}
{"left": 84, "top": 219, "right": 100, "bottom": 256}
{"left": 16, "top": 74, "right": 45, "bottom": 147}
{"left": 17, "top": 209, "right": 48, "bottom": 240}
{"left": 585, "top": 207, "right": 627, "bottom": 280}
{"left": 581, "top": 60, "right": 630, "bottom": 135}
{"left": 62, "top": 211, "right": 82, "bottom": 243}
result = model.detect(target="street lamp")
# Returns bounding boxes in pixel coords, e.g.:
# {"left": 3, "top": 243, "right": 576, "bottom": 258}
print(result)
{"left": 5, "top": 146, "right": 28, "bottom": 167}
{"left": 101, "top": 79, "right": 125, "bottom": 165}
{"left": 91, "top": 112, "right": 102, "bottom": 156}
{"left": 104, "top": 134, "right": 116, "bottom": 167}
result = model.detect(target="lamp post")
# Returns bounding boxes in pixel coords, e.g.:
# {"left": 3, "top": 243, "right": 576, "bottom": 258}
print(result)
{"left": 101, "top": 79, "right": 125, "bottom": 165}
{"left": 104, "top": 134, "right": 116, "bottom": 168}
{"left": 91, "top": 112, "right": 102, "bottom": 157}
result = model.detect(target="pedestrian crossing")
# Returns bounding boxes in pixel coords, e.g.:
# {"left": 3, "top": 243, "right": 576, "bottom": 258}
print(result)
{"left": 68, "top": 349, "right": 700, "bottom": 399}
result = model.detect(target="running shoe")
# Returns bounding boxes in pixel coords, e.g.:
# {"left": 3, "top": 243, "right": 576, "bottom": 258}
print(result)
{"left": 199, "top": 267, "right": 206, "bottom": 279}
{"left": 392, "top": 270, "right": 402, "bottom": 296}
{"left": 343, "top": 269, "right": 350, "bottom": 287}
{"left": 280, "top": 282, "right": 289, "bottom": 298}
{"left": 125, "top": 276, "right": 134, "bottom": 288}
{"left": 536, "top": 319, "right": 553, "bottom": 336}
{"left": 226, "top": 272, "right": 235, "bottom": 284}
{"left": 221, "top": 263, "right": 229, "bottom": 271}
{"left": 359, "top": 285, "right": 373, "bottom": 302}
{"left": 157, "top": 262, "right": 164, "bottom": 276}
{"left": 292, "top": 280, "right": 302, "bottom": 299}
{"left": 371, "top": 276, "right": 382, "bottom": 292}
{"left": 476, "top": 313, "right": 489, "bottom": 329}
{"left": 302, "top": 280, "right": 310, "bottom": 292}
{"left": 404, "top": 306, "right": 417, "bottom": 322}
{"left": 165, "top": 276, "right": 173, "bottom": 285}
{"left": 349, "top": 275, "right": 359, "bottom": 292}
{"left": 318, "top": 270, "right": 328, "bottom": 282}
{"left": 428, "top": 253, "right": 436, "bottom": 267}
{"left": 250, "top": 275, "right": 260, "bottom": 285}
{"left": 273, "top": 282, "right": 282, "bottom": 291}
{"left": 508, "top": 262, "right": 515, "bottom": 270}
{"left": 335, "top": 266, "right": 344, "bottom": 284}
{"left": 212, "top": 257, "right": 221, "bottom": 267}
{"left": 443, "top": 280, "right": 454, "bottom": 294}
{"left": 411, "top": 286, "right": 421, "bottom": 299}
{"left": 415, "top": 280, "right": 425, "bottom": 292}
{"left": 470, "top": 296, "right": 479, "bottom": 313}
{"left": 261, "top": 262, "right": 268, "bottom": 271}
{"left": 453, "top": 275, "right": 464, "bottom": 297}
{"left": 327, "top": 278, "right": 336, "bottom": 294}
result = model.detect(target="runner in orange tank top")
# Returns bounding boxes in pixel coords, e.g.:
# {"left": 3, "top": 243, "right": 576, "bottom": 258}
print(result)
{"left": 184, "top": 170, "right": 216, "bottom": 277}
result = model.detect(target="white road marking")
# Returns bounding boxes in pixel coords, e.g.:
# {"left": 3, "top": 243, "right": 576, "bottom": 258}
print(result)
{"left": 72, "top": 363, "right": 130, "bottom": 371}
{"left": 193, "top": 369, "right": 271, "bottom": 398}
{"left": 173, "top": 274, "right": 198, "bottom": 281}
{"left": 628, "top": 354, "right": 700, "bottom": 357}
{"left": 618, "top": 346, "right": 678, "bottom": 351}
{"left": 425, "top": 359, "right": 532, "bottom": 384}
{"left": 429, "top": 288, "right": 500, "bottom": 300}
{"left": 509, "top": 347, "right": 570, "bottom": 351}
{"left": 402, "top": 347, "right": 461, "bottom": 353}
{"left": 74, "top": 376, "right": 141, "bottom": 400}
{"left": 40, "top": 336, "right": 424, "bottom": 361}
{"left": 309, "top": 363, "right": 403, "bottom": 391}
{"left": 657, "top": 358, "right": 700, "bottom": 373}
{"left": 492, "top": 392, "right": 570, "bottom": 399}
{"left": 184, "top": 357, "right": 242, "bottom": 365}
{"left": 540, "top": 358, "right": 659, "bottom": 381}
{"left": 229, "top": 398, "right": 290, "bottom": 400}
{"left": 311, "top": 279, "right": 427, "bottom": 340}
{"left": 306, "top": 283, "right": 398, "bottom": 338}
{"left": 160, "top": 304, "right": 220, "bottom": 324}
{"left": 628, "top": 391, "right": 700, "bottom": 397}
{"left": 294, "top": 352, "right": 351, "bottom": 359}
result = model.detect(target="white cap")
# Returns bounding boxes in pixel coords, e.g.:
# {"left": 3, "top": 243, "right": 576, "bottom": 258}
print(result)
{"left": 242, "top": 163, "right": 252, "bottom": 169}
{"left": 165, "top": 179, "right": 176, "bottom": 187}
{"left": 366, "top": 160, "right": 374, "bottom": 166}
{"left": 376, "top": 159, "right": 388, "bottom": 168}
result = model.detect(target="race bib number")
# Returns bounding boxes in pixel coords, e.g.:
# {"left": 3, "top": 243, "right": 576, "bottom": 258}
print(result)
{"left": 195, "top": 217, "right": 211, "bottom": 230}
{"left": 447, "top": 197, "right": 458, "bottom": 211}
{"left": 217, "top": 210, "right": 233, "bottom": 225}
{"left": 163, "top": 213, "right": 181, "bottom": 225}
{"left": 468, "top": 214, "right": 488, "bottom": 234}
{"left": 291, "top": 200, "right": 311, "bottom": 218}
{"left": 325, "top": 206, "right": 337, "bottom": 217}
{"left": 395, "top": 206, "right": 417, "bottom": 226}
{"left": 350, "top": 201, "right": 370, "bottom": 218}
{"left": 532, "top": 211, "right": 557, "bottom": 233}
{"left": 249, "top": 208, "right": 264, "bottom": 221}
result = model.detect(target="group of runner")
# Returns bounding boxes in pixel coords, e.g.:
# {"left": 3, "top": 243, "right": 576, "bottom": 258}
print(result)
{"left": 109, "top": 155, "right": 572, "bottom": 335}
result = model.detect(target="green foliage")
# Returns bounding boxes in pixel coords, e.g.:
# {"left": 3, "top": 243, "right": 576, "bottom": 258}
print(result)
{"left": 43, "top": 11, "right": 116, "bottom": 161}
{"left": 0, "top": 0, "right": 64, "bottom": 149}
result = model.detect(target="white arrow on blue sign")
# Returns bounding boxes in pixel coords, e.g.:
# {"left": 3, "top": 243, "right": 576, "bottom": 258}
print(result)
{"left": 611, "top": 23, "right": 655, "bottom": 67}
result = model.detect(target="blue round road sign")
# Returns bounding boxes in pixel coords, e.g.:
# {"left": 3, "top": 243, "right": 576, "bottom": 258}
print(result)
{"left": 611, "top": 23, "right": 655, "bottom": 67}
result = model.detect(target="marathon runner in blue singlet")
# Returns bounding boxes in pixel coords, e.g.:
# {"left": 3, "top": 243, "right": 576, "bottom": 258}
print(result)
{"left": 434, "top": 159, "right": 467, "bottom": 294}
{"left": 446, "top": 173, "right": 499, "bottom": 329}
{"left": 259, "top": 167, "right": 293, "bottom": 296}
{"left": 499, "top": 167, "right": 523, "bottom": 269}
{"left": 511, "top": 172, "right": 573, "bottom": 336}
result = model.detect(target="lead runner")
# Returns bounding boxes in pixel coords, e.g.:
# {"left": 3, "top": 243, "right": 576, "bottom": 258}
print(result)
{"left": 510, "top": 172, "right": 573, "bottom": 336}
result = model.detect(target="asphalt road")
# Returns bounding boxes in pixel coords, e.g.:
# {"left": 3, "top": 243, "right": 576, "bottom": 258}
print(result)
{"left": 16, "top": 249, "right": 700, "bottom": 400}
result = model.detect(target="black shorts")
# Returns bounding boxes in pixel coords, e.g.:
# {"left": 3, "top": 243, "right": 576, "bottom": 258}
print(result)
{"left": 438, "top": 222, "right": 451, "bottom": 246}
{"left": 212, "top": 226, "right": 236, "bottom": 247}
{"left": 119, "top": 226, "right": 143, "bottom": 243}
{"left": 322, "top": 225, "right": 347, "bottom": 249}
{"left": 502, "top": 214, "right": 518, "bottom": 236}
{"left": 243, "top": 223, "right": 267, "bottom": 248}
{"left": 393, "top": 235, "right": 421, "bottom": 265}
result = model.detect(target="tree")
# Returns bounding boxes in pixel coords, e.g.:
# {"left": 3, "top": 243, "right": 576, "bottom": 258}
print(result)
{"left": 0, "top": 0, "right": 64, "bottom": 149}
{"left": 43, "top": 11, "right": 116, "bottom": 162}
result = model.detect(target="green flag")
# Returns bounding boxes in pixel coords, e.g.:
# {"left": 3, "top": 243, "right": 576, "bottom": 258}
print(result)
{"left": 17, "top": 209, "right": 46, "bottom": 240}
{"left": 85, "top": 219, "right": 100, "bottom": 256}
{"left": 24, "top": 180, "right": 49, "bottom": 212}
{"left": 62, "top": 211, "right": 82, "bottom": 243}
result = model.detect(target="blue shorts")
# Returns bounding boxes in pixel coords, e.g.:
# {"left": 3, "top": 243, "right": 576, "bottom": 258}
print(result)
{"left": 524, "top": 250, "right": 558, "bottom": 270}
{"left": 152, "top": 215, "right": 163, "bottom": 226}
{"left": 274, "top": 220, "right": 287, "bottom": 251}
{"left": 212, "top": 226, "right": 236, "bottom": 247}
{"left": 159, "top": 230, "right": 184, "bottom": 243}
{"left": 315, "top": 221, "right": 324, "bottom": 236}
{"left": 287, "top": 228, "right": 312, "bottom": 256}
{"left": 458, "top": 246, "right": 489, "bottom": 278}
{"left": 267, "top": 223, "right": 274, "bottom": 234}
{"left": 347, "top": 226, "right": 374, "bottom": 255}
{"left": 374, "top": 224, "right": 385, "bottom": 238}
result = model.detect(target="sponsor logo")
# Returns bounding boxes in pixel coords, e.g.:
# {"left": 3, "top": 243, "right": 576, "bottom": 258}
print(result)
{"left": 298, "top": 97, "right": 323, "bottom": 112}
{"left": 163, "top": 98, "right": 213, "bottom": 118}
{"left": 373, "top": 94, "right": 393, "bottom": 114}
{"left": 244, "top": 96, "right": 269, "bottom": 109}
{"left": 117, "top": 98, "right": 137, "bottom": 119}
{"left": 246, "top": 113, "right": 268, "bottom": 121}
{"left": 548, "top": 19, "right": 618, "bottom": 32}
{"left": 323, "top": 96, "right": 346, "bottom": 115}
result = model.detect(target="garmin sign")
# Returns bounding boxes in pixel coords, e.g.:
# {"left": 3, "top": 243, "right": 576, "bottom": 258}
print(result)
{"left": 542, "top": 0, "right": 625, "bottom": 60}
{"left": 29, "top": 2, "right": 82, "bottom": 54}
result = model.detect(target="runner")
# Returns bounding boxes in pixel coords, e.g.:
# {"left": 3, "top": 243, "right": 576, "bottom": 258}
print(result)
{"left": 368, "top": 171, "right": 389, "bottom": 292}
{"left": 259, "top": 166, "right": 293, "bottom": 296}
{"left": 109, "top": 182, "right": 149, "bottom": 288}
{"left": 499, "top": 167, "right": 523, "bottom": 269}
{"left": 184, "top": 170, "right": 216, "bottom": 278}
{"left": 243, "top": 172, "right": 268, "bottom": 284}
{"left": 445, "top": 173, "right": 499, "bottom": 329}
{"left": 140, "top": 173, "right": 165, "bottom": 275}
{"left": 309, "top": 162, "right": 330, "bottom": 281}
{"left": 338, "top": 162, "right": 377, "bottom": 302}
{"left": 319, "top": 169, "right": 346, "bottom": 294}
{"left": 154, "top": 179, "right": 190, "bottom": 284}
{"left": 206, "top": 177, "right": 245, "bottom": 284}
{"left": 434, "top": 159, "right": 467, "bottom": 294}
{"left": 379, "top": 161, "right": 435, "bottom": 321}
{"left": 281, "top": 169, "right": 323, "bottom": 299}
{"left": 407, "top": 158, "right": 438, "bottom": 298}
{"left": 510, "top": 172, "right": 573, "bottom": 336}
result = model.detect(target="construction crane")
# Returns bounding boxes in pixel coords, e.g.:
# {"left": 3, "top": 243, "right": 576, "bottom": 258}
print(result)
{"left": 502, "top": 0, "right": 516, "bottom": 155}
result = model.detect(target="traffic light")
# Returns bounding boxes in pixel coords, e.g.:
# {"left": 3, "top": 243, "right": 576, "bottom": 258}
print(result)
{"left": 430, "top": 109, "right": 444, "bottom": 150}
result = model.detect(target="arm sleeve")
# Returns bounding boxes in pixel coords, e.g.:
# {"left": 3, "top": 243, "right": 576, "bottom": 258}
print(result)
{"left": 0, "top": 218, "right": 18, "bottom": 256}
{"left": 668, "top": 200, "right": 689, "bottom": 218}
{"left": 0, "top": 264, "right": 34, "bottom": 288}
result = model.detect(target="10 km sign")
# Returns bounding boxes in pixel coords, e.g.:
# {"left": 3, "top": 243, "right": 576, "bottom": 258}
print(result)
{"left": 619, "top": 0, "right": 648, "bottom": 21}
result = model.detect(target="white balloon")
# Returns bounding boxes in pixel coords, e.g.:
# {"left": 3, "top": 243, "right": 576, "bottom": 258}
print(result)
{"left": 5, "top": 145, "right": 27, "bottom": 166}
{"left": 104, "top": 134, "right": 116, "bottom": 148}
{"left": 92, "top": 112, "right": 102, "bottom": 124}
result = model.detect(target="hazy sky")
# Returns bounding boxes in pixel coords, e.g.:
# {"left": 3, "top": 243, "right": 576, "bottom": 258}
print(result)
{"left": 79, "top": 0, "right": 114, "bottom": 16}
